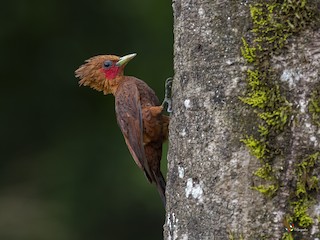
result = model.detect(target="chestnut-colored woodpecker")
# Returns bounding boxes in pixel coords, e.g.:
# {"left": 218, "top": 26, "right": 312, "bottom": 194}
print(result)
{"left": 75, "top": 53, "right": 169, "bottom": 206}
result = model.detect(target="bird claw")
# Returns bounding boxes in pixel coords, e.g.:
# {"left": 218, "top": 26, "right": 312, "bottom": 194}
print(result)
{"left": 162, "top": 77, "right": 173, "bottom": 113}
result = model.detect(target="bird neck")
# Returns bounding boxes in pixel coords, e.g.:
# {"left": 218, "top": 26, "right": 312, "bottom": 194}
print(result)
{"left": 107, "top": 76, "right": 126, "bottom": 95}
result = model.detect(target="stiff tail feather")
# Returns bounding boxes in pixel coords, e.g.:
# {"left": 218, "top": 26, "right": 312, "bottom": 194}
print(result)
{"left": 154, "top": 171, "right": 166, "bottom": 207}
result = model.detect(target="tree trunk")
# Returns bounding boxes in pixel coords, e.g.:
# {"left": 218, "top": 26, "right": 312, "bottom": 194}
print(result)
{"left": 164, "top": 0, "right": 320, "bottom": 239}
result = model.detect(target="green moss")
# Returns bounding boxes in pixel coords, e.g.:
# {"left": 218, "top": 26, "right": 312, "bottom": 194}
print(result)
{"left": 248, "top": 1, "right": 316, "bottom": 54}
{"left": 289, "top": 152, "right": 320, "bottom": 229}
{"left": 227, "top": 229, "right": 244, "bottom": 240}
{"left": 241, "top": 135, "right": 267, "bottom": 160}
{"left": 281, "top": 232, "right": 294, "bottom": 240}
{"left": 241, "top": 38, "right": 256, "bottom": 63}
{"left": 258, "top": 124, "right": 269, "bottom": 137}
{"left": 307, "top": 176, "right": 319, "bottom": 191}
{"left": 309, "top": 89, "right": 320, "bottom": 127}
{"left": 297, "top": 152, "right": 319, "bottom": 178}
{"left": 240, "top": 1, "right": 319, "bottom": 237}
{"left": 281, "top": 152, "right": 320, "bottom": 236}
{"left": 240, "top": 89, "right": 268, "bottom": 109}
{"left": 240, "top": 1, "right": 298, "bottom": 195}
{"left": 291, "top": 199, "right": 314, "bottom": 227}
{"left": 296, "top": 180, "right": 307, "bottom": 197}
{"left": 258, "top": 106, "right": 289, "bottom": 129}
{"left": 250, "top": 3, "right": 291, "bottom": 50}
{"left": 251, "top": 184, "right": 278, "bottom": 197}
{"left": 254, "top": 163, "right": 274, "bottom": 181}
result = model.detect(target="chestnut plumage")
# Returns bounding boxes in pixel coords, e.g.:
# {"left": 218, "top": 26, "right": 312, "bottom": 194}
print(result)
{"left": 75, "top": 54, "right": 168, "bottom": 206}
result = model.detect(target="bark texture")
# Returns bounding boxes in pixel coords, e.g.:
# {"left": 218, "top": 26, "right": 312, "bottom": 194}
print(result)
{"left": 164, "top": 0, "right": 320, "bottom": 239}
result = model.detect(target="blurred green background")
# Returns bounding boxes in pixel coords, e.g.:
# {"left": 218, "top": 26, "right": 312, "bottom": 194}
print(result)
{"left": 0, "top": 0, "right": 173, "bottom": 239}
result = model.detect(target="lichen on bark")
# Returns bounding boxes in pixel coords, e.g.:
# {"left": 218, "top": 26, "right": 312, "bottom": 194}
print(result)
{"left": 167, "top": 0, "right": 320, "bottom": 238}
{"left": 240, "top": 0, "right": 320, "bottom": 238}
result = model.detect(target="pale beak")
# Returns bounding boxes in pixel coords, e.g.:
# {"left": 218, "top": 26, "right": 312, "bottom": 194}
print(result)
{"left": 116, "top": 53, "right": 137, "bottom": 67}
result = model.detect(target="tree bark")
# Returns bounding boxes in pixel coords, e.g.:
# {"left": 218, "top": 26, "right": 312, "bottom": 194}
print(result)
{"left": 164, "top": 0, "right": 320, "bottom": 239}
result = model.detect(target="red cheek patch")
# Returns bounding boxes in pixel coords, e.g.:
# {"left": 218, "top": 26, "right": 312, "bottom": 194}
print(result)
{"left": 102, "top": 66, "right": 120, "bottom": 79}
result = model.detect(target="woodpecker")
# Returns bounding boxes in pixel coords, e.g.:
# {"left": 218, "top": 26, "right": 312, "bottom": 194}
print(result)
{"left": 75, "top": 53, "right": 169, "bottom": 206}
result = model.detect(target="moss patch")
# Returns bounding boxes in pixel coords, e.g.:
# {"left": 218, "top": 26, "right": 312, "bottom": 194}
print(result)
{"left": 241, "top": 135, "right": 268, "bottom": 160}
{"left": 240, "top": 0, "right": 319, "bottom": 238}
{"left": 251, "top": 184, "right": 278, "bottom": 198}
{"left": 240, "top": 1, "right": 298, "bottom": 196}
{"left": 281, "top": 232, "right": 294, "bottom": 240}
{"left": 309, "top": 88, "right": 320, "bottom": 127}
{"left": 227, "top": 229, "right": 244, "bottom": 240}
{"left": 289, "top": 152, "right": 320, "bottom": 227}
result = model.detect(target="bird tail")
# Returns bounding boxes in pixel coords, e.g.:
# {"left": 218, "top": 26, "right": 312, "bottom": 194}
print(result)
{"left": 154, "top": 171, "right": 166, "bottom": 207}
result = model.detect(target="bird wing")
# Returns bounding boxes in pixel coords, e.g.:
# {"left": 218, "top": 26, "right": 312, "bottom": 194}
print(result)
{"left": 114, "top": 80, "right": 152, "bottom": 182}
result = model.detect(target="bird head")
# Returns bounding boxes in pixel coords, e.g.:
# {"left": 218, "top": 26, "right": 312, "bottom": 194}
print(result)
{"left": 75, "top": 53, "right": 136, "bottom": 95}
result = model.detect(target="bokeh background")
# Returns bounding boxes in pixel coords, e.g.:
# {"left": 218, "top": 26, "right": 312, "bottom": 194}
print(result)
{"left": 0, "top": 0, "right": 173, "bottom": 239}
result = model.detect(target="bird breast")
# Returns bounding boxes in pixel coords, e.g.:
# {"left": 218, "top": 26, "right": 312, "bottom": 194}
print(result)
{"left": 142, "top": 106, "right": 164, "bottom": 144}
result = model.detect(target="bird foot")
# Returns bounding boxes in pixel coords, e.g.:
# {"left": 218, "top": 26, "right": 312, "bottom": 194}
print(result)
{"left": 161, "top": 77, "right": 173, "bottom": 113}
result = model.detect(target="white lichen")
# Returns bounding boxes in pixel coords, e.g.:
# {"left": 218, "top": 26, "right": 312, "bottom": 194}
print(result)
{"left": 184, "top": 99, "right": 191, "bottom": 109}
{"left": 178, "top": 165, "right": 185, "bottom": 178}
{"left": 198, "top": 7, "right": 205, "bottom": 18}
{"left": 207, "top": 141, "right": 216, "bottom": 154}
{"left": 179, "top": 128, "right": 187, "bottom": 137}
{"left": 280, "top": 68, "right": 304, "bottom": 89}
{"left": 226, "top": 59, "right": 233, "bottom": 65}
{"left": 273, "top": 210, "right": 284, "bottom": 223}
{"left": 280, "top": 69, "right": 295, "bottom": 88}
{"left": 185, "top": 178, "right": 204, "bottom": 203}
{"left": 298, "top": 94, "right": 307, "bottom": 113}
{"left": 314, "top": 202, "right": 320, "bottom": 216}
{"left": 167, "top": 212, "right": 179, "bottom": 240}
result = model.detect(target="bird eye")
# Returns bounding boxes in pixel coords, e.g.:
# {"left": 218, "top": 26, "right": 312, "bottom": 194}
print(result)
{"left": 103, "top": 60, "right": 113, "bottom": 69}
